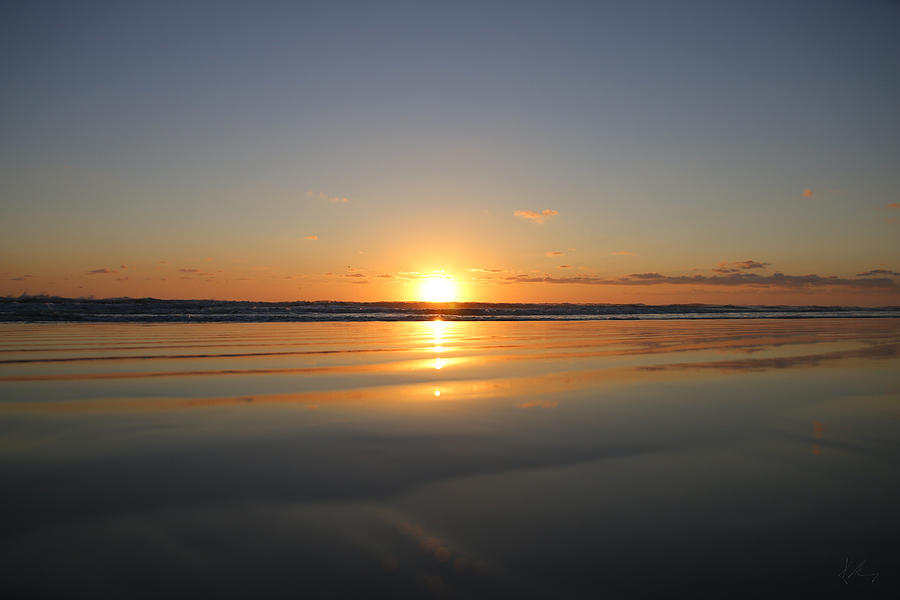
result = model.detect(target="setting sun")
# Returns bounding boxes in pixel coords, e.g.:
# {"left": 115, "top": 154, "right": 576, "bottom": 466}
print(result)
{"left": 419, "top": 274, "right": 458, "bottom": 302}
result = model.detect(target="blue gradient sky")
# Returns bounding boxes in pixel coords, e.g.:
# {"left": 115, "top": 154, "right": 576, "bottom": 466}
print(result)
{"left": 2, "top": 0, "right": 899, "bottom": 303}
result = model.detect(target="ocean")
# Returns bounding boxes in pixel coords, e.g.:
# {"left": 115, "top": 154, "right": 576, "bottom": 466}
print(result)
{"left": 2, "top": 295, "right": 899, "bottom": 321}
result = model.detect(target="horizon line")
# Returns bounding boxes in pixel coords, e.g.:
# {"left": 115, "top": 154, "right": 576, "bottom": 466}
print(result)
{"left": 3, "top": 294, "right": 899, "bottom": 310}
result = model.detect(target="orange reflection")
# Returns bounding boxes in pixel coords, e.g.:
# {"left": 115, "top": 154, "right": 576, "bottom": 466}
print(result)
{"left": 519, "top": 400, "right": 559, "bottom": 410}
{"left": 429, "top": 318, "right": 447, "bottom": 353}
{"left": 813, "top": 421, "right": 825, "bottom": 456}
{"left": 3, "top": 319, "right": 897, "bottom": 417}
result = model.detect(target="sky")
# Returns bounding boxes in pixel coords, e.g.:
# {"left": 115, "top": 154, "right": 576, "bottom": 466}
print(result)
{"left": 1, "top": 0, "right": 899, "bottom": 304}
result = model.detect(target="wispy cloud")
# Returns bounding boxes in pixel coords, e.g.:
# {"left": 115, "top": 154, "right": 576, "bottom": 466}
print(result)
{"left": 178, "top": 268, "right": 200, "bottom": 273}
{"left": 802, "top": 188, "right": 814, "bottom": 198}
{"left": 888, "top": 202, "right": 900, "bottom": 209}
{"left": 611, "top": 250, "right": 635, "bottom": 256}
{"left": 468, "top": 267, "right": 505, "bottom": 273}
{"left": 308, "top": 191, "right": 349, "bottom": 204}
{"left": 546, "top": 251, "right": 564, "bottom": 257}
{"left": 856, "top": 268, "right": 900, "bottom": 277}
{"left": 86, "top": 268, "right": 117, "bottom": 275}
{"left": 558, "top": 265, "right": 571, "bottom": 269}
{"left": 713, "top": 260, "right": 770, "bottom": 274}
{"left": 304, "top": 235, "right": 318, "bottom": 241}
{"left": 396, "top": 271, "right": 426, "bottom": 279}
{"left": 505, "top": 271, "right": 898, "bottom": 289}
{"left": 515, "top": 209, "right": 558, "bottom": 224}
{"left": 734, "top": 260, "right": 769, "bottom": 270}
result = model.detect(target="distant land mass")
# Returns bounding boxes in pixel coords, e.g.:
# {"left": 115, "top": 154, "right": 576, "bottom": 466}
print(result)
{"left": 2, "top": 295, "right": 899, "bottom": 322}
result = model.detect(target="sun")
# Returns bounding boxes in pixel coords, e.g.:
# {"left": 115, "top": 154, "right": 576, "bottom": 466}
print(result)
{"left": 419, "top": 274, "right": 458, "bottom": 302}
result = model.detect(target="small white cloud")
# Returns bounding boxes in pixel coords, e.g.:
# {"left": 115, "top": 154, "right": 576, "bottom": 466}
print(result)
{"left": 514, "top": 209, "right": 558, "bottom": 224}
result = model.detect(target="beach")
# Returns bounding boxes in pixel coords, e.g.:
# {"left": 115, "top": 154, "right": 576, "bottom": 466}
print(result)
{"left": 1, "top": 319, "right": 898, "bottom": 598}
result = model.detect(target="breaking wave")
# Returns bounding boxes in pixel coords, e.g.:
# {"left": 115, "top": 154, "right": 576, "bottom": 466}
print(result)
{"left": 2, "top": 295, "right": 898, "bottom": 322}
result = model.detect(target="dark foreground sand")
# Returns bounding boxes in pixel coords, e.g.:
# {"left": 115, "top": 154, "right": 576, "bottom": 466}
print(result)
{"left": 1, "top": 319, "right": 898, "bottom": 598}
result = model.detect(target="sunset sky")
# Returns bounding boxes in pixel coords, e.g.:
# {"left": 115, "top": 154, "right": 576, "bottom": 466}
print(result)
{"left": 2, "top": 0, "right": 899, "bottom": 304}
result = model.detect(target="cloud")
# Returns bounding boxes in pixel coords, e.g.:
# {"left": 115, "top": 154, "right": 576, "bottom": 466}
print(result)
{"left": 504, "top": 271, "right": 898, "bottom": 289}
{"left": 158, "top": 260, "right": 168, "bottom": 265}
{"left": 802, "top": 188, "right": 814, "bottom": 198}
{"left": 546, "top": 251, "right": 564, "bottom": 257}
{"left": 308, "top": 191, "right": 349, "bottom": 204}
{"left": 467, "top": 268, "right": 505, "bottom": 273}
{"left": 558, "top": 265, "right": 571, "bottom": 269}
{"left": 377, "top": 274, "right": 394, "bottom": 278}
{"left": 119, "top": 264, "right": 128, "bottom": 269}
{"left": 343, "top": 273, "right": 366, "bottom": 278}
{"left": 856, "top": 269, "right": 900, "bottom": 277}
{"left": 179, "top": 268, "right": 200, "bottom": 273}
{"left": 713, "top": 260, "right": 770, "bottom": 274}
{"left": 304, "top": 235, "right": 318, "bottom": 241}
{"left": 733, "top": 260, "right": 769, "bottom": 270}
{"left": 116, "top": 277, "right": 129, "bottom": 282}
{"left": 611, "top": 251, "right": 635, "bottom": 256}
{"left": 514, "top": 209, "right": 558, "bottom": 224}
{"left": 888, "top": 203, "right": 900, "bottom": 209}
{"left": 86, "top": 268, "right": 117, "bottom": 275}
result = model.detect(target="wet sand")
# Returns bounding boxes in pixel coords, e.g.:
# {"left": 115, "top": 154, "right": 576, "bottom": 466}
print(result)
{"left": 1, "top": 319, "right": 898, "bottom": 598}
